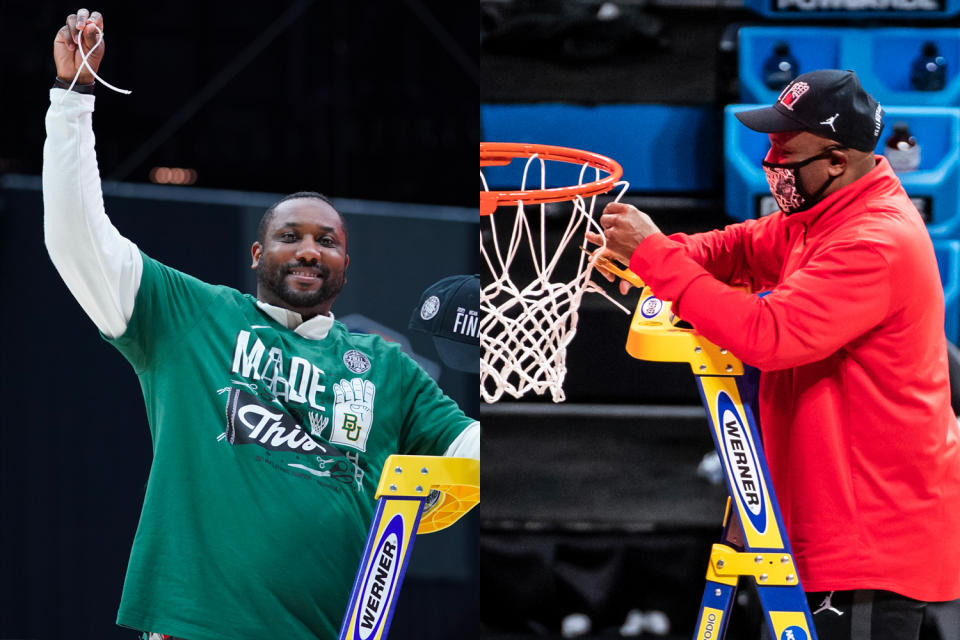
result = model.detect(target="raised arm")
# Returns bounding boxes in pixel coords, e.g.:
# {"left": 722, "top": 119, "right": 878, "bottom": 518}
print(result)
{"left": 43, "top": 9, "right": 142, "bottom": 339}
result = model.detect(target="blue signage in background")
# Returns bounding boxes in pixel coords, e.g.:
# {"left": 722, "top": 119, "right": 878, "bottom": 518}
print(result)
{"left": 744, "top": 0, "right": 958, "bottom": 19}
{"left": 739, "top": 28, "right": 960, "bottom": 107}
{"left": 481, "top": 103, "right": 719, "bottom": 193}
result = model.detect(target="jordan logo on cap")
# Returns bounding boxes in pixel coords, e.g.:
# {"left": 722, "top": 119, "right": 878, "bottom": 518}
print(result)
{"left": 778, "top": 81, "right": 810, "bottom": 111}
{"left": 820, "top": 113, "right": 839, "bottom": 133}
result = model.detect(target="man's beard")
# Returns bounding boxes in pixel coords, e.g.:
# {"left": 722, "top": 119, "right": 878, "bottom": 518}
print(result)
{"left": 256, "top": 260, "right": 345, "bottom": 310}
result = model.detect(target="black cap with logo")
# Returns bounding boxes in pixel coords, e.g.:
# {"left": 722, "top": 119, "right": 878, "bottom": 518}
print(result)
{"left": 409, "top": 274, "right": 480, "bottom": 373}
{"left": 736, "top": 69, "right": 885, "bottom": 152}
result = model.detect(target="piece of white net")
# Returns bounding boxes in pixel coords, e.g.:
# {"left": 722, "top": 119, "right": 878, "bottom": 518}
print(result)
{"left": 58, "top": 22, "right": 132, "bottom": 105}
{"left": 480, "top": 155, "right": 629, "bottom": 403}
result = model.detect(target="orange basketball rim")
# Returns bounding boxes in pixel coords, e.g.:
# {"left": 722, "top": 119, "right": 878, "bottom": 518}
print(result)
{"left": 480, "top": 143, "right": 624, "bottom": 215}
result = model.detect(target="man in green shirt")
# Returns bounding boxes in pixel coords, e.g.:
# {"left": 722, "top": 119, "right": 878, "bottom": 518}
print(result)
{"left": 44, "top": 9, "right": 479, "bottom": 640}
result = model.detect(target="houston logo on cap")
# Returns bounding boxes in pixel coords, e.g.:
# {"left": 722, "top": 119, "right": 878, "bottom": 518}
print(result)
{"left": 778, "top": 81, "right": 810, "bottom": 111}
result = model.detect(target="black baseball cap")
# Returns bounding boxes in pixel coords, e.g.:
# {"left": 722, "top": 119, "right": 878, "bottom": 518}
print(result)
{"left": 409, "top": 274, "right": 480, "bottom": 373}
{"left": 736, "top": 69, "right": 885, "bottom": 152}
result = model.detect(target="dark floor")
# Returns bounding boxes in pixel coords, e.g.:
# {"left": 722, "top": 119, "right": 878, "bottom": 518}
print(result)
{"left": 481, "top": 403, "right": 727, "bottom": 528}
{"left": 480, "top": 400, "right": 736, "bottom": 636}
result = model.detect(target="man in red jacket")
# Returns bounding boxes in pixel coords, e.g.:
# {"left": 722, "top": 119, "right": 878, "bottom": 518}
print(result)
{"left": 587, "top": 69, "right": 960, "bottom": 640}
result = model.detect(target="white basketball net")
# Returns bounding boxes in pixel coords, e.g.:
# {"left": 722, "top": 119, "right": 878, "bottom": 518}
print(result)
{"left": 480, "top": 155, "right": 628, "bottom": 403}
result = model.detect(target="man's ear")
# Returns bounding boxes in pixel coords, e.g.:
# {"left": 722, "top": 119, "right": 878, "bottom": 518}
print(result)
{"left": 251, "top": 241, "right": 262, "bottom": 269}
{"left": 827, "top": 149, "right": 848, "bottom": 176}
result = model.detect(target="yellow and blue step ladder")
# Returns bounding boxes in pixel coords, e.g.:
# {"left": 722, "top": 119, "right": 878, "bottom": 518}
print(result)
{"left": 338, "top": 454, "right": 479, "bottom": 640}
{"left": 604, "top": 256, "right": 817, "bottom": 640}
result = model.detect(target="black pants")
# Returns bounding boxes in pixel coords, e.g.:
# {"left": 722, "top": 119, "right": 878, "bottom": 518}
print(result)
{"left": 760, "top": 590, "right": 927, "bottom": 640}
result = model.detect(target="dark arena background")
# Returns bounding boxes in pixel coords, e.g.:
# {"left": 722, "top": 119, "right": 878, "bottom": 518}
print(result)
{"left": 481, "top": 1, "right": 960, "bottom": 640}
{"left": 2, "top": 2, "right": 476, "bottom": 640}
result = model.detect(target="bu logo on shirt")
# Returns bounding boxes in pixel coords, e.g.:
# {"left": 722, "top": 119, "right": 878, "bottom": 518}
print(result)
{"left": 330, "top": 378, "right": 377, "bottom": 452}
{"left": 342, "top": 414, "right": 361, "bottom": 441}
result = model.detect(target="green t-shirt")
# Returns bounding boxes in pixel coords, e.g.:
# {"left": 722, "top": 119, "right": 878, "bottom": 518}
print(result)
{"left": 107, "top": 254, "right": 472, "bottom": 640}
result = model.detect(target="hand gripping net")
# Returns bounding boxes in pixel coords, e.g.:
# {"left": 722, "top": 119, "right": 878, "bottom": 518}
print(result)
{"left": 480, "top": 143, "right": 627, "bottom": 403}
{"left": 59, "top": 21, "right": 132, "bottom": 104}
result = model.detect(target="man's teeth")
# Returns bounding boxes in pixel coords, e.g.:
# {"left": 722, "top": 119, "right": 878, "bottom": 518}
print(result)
{"left": 289, "top": 270, "right": 320, "bottom": 278}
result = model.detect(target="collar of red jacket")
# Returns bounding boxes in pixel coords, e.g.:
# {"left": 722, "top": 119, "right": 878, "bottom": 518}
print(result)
{"left": 781, "top": 155, "right": 900, "bottom": 228}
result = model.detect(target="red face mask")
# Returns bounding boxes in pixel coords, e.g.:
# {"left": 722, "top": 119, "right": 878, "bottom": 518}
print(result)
{"left": 761, "top": 146, "right": 842, "bottom": 214}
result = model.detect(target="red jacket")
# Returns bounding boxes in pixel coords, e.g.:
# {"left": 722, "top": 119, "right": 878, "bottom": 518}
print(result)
{"left": 630, "top": 157, "right": 960, "bottom": 601}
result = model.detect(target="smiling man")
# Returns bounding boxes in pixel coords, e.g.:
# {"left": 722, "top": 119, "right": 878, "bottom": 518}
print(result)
{"left": 43, "top": 9, "right": 478, "bottom": 640}
{"left": 252, "top": 193, "right": 350, "bottom": 318}
{"left": 587, "top": 69, "right": 960, "bottom": 640}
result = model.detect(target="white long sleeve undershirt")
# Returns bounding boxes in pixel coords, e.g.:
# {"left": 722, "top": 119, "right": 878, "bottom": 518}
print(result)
{"left": 42, "top": 88, "right": 478, "bottom": 460}
{"left": 43, "top": 88, "right": 142, "bottom": 339}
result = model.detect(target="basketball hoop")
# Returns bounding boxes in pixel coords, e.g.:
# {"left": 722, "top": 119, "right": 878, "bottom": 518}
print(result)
{"left": 480, "top": 143, "right": 628, "bottom": 403}
{"left": 480, "top": 143, "right": 623, "bottom": 215}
